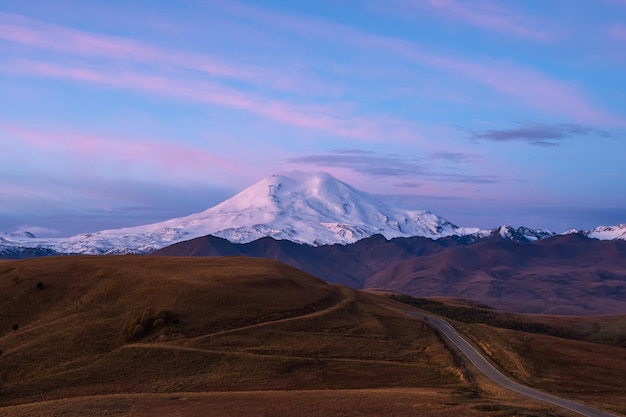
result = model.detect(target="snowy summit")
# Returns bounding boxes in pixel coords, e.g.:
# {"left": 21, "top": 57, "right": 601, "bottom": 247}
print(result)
{"left": 206, "top": 171, "right": 465, "bottom": 245}
{"left": 0, "top": 172, "right": 472, "bottom": 254}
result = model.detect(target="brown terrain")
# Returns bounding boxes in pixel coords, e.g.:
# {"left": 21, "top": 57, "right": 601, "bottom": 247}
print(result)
{"left": 366, "top": 234, "right": 626, "bottom": 314}
{"left": 154, "top": 233, "right": 626, "bottom": 314}
{"left": 1, "top": 256, "right": 625, "bottom": 416}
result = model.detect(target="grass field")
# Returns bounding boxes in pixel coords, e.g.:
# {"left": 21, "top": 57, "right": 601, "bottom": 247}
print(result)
{"left": 1, "top": 256, "right": 623, "bottom": 416}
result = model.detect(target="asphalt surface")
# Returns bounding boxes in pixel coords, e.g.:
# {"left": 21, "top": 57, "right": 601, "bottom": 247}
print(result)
{"left": 403, "top": 310, "right": 620, "bottom": 417}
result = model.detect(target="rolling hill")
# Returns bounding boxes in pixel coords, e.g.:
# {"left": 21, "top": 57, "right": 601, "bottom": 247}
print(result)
{"left": 2, "top": 256, "right": 626, "bottom": 416}
{"left": 0, "top": 256, "right": 460, "bottom": 414}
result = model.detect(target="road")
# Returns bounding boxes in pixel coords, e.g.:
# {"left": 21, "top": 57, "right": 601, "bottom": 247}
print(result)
{"left": 403, "top": 310, "right": 620, "bottom": 417}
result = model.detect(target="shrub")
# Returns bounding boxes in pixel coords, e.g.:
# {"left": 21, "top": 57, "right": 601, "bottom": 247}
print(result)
{"left": 12, "top": 324, "right": 18, "bottom": 332}
{"left": 36, "top": 281, "right": 44, "bottom": 290}
{"left": 119, "top": 309, "right": 177, "bottom": 343}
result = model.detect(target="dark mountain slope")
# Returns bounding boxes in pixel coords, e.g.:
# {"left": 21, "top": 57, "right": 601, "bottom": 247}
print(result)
{"left": 154, "top": 233, "right": 626, "bottom": 314}
{"left": 366, "top": 236, "right": 626, "bottom": 314}
{"left": 153, "top": 234, "right": 461, "bottom": 288}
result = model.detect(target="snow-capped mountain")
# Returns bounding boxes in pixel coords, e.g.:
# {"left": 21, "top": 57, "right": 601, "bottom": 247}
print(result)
{"left": 584, "top": 224, "right": 626, "bottom": 240}
{"left": 491, "top": 225, "right": 556, "bottom": 242}
{"left": 0, "top": 172, "right": 478, "bottom": 254}
{"left": 2, "top": 172, "right": 625, "bottom": 256}
{"left": 0, "top": 231, "right": 36, "bottom": 241}
{"left": 205, "top": 172, "right": 469, "bottom": 245}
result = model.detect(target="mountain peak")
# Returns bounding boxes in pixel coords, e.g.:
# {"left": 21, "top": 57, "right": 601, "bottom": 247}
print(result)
{"left": 586, "top": 224, "right": 626, "bottom": 240}
{"left": 204, "top": 171, "right": 460, "bottom": 245}
{"left": 208, "top": 171, "right": 358, "bottom": 213}
{"left": 1, "top": 171, "right": 464, "bottom": 253}
{"left": 490, "top": 225, "right": 556, "bottom": 243}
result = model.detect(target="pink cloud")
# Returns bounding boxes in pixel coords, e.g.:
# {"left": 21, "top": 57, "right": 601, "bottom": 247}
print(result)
{"left": 0, "top": 59, "right": 424, "bottom": 142}
{"left": 421, "top": 54, "right": 617, "bottom": 125}
{"left": 216, "top": 1, "right": 619, "bottom": 126}
{"left": 340, "top": 35, "right": 619, "bottom": 125}
{"left": 610, "top": 24, "right": 626, "bottom": 40}
{"left": 417, "top": 0, "right": 552, "bottom": 41}
{"left": 0, "top": 123, "right": 238, "bottom": 176}
{"left": 0, "top": 12, "right": 336, "bottom": 96}
{"left": 1, "top": 6, "right": 620, "bottom": 132}
{"left": 223, "top": 0, "right": 550, "bottom": 42}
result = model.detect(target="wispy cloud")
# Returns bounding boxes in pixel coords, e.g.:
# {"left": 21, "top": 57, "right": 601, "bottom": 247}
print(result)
{"left": 0, "top": 59, "right": 419, "bottom": 142}
{"left": 401, "top": 51, "right": 618, "bottom": 125}
{"left": 394, "top": 182, "right": 423, "bottom": 188}
{"left": 471, "top": 123, "right": 613, "bottom": 146}
{"left": 396, "top": 0, "right": 551, "bottom": 41}
{"left": 1, "top": 123, "right": 237, "bottom": 175}
{"left": 610, "top": 23, "right": 626, "bottom": 41}
{"left": 0, "top": 10, "right": 430, "bottom": 143}
{"left": 0, "top": 12, "right": 331, "bottom": 95}
{"left": 14, "top": 225, "right": 60, "bottom": 236}
{"left": 330, "top": 148, "right": 375, "bottom": 155}
{"left": 289, "top": 152, "right": 422, "bottom": 177}
{"left": 214, "top": 1, "right": 619, "bottom": 125}
{"left": 430, "top": 151, "right": 478, "bottom": 163}
{"left": 287, "top": 149, "right": 496, "bottom": 184}
{"left": 1, "top": 8, "right": 620, "bottom": 132}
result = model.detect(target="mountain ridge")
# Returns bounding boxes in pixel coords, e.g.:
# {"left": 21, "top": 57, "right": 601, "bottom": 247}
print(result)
{"left": 1, "top": 172, "right": 625, "bottom": 256}
{"left": 153, "top": 232, "right": 626, "bottom": 315}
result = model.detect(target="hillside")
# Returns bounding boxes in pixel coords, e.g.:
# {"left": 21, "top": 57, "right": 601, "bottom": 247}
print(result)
{"left": 0, "top": 256, "right": 462, "bottom": 415}
{"left": 154, "top": 233, "right": 626, "bottom": 314}
{"left": 389, "top": 294, "right": 626, "bottom": 416}
{"left": 2, "top": 256, "right": 626, "bottom": 416}
{"left": 456, "top": 321, "right": 626, "bottom": 416}
{"left": 153, "top": 233, "right": 462, "bottom": 288}
{"left": 366, "top": 234, "right": 626, "bottom": 314}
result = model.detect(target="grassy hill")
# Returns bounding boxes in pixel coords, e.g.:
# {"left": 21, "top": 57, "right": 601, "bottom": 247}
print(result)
{"left": 1, "top": 256, "right": 624, "bottom": 416}
{"left": 0, "top": 256, "right": 463, "bottom": 416}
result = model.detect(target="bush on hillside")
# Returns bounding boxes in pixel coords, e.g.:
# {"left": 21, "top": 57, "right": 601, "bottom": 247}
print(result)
{"left": 119, "top": 309, "right": 177, "bottom": 342}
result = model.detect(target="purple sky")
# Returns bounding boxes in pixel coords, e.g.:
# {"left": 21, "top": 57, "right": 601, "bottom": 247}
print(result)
{"left": 1, "top": 0, "right": 625, "bottom": 236}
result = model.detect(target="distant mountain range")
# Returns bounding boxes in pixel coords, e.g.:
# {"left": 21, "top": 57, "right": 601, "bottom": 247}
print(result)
{"left": 1, "top": 172, "right": 624, "bottom": 257}
{"left": 2, "top": 172, "right": 625, "bottom": 314}
{"left": 153, "top": 232, "right": 626, "bottom": 315}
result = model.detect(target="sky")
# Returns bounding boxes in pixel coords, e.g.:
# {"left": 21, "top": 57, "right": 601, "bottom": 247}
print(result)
{"left": 1, "top": 0, "right": 625, "bottom": 237}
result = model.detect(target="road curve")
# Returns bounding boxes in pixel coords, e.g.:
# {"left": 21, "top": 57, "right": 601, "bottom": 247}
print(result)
{"left": 402, "top": 310, "right": 620, "bottom": 417}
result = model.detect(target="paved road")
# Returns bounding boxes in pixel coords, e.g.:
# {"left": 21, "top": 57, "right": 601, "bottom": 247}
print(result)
{"left": 403, "top": 310, "right": 620, "bottom": 417}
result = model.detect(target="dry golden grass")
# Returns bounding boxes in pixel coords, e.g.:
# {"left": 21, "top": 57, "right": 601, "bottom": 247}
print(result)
{"left": 0, "top": 389, "right": 574, "bottom": 417}
{"left": 1, "top": 388, "right": 577, "bottom": 417}
{"left": 457, "top": 322, "right": 626, "bottom": 416}
{"left": 1, "top": 256, "right": 620, "bottom": 416}
{"left": 1, "top": 256, "right": 467, "bottom": 413}
{"left": 381, "top": 294, "right": 626, "bottom": 416}
{"left": 526, "top": 313, "right": 626, "bottom": 346}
